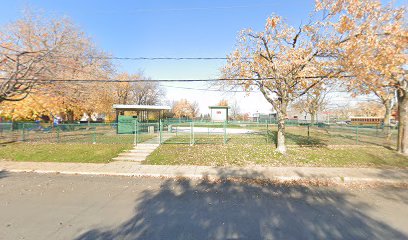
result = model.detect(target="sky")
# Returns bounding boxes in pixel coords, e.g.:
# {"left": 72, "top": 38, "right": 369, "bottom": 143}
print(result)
{"left": 0, "top": 0, "right": 402, "bottom": 115}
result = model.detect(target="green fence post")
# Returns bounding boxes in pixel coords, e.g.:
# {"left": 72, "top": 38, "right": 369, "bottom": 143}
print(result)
{"left": 27, "top": 124, "right": 31, "bottom": 141}
{"left": 307, "top": 125, "right": 310, "bottom": 140}
{"left": 189, "top": 122, "right": 193, "bottom": 146}
{"left": 356, "top": 125, "right": 359, "bottom": 144}
{"left": 21, "top": 123, "right": 25, "bottom": 142}
{"left": 56, "top": 126, "right": 60, "bottom": 143}
{"left": 223, "top": 120, "right": 227, "bottom": 144}
{"left": 159, "top": 120, "right": 163, "bottom": 144}
{"left": 193, "top": 122, "right": 195, "bottom": 145}
{"left": 133, "top": 119, "right": 138, "bottom": 146}
{"left": 92, "top": 126, "right": 96, "bottom": 144}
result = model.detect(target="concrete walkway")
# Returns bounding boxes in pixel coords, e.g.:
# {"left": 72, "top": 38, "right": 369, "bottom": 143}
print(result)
{"left": 173, "top": 126, "right": 254, "bottom": 134}
{"left": 112, "top": 143, "right": 159, "bottom": 162}
{"left": 112, "top": 134, "right": 172, "bottom": 162}
{"left": 0, "top": 160, "right": 407, "bottom": 184}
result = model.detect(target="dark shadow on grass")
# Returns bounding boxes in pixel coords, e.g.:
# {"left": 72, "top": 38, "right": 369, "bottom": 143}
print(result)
{"left": 0, "top": 140, "right": 18, "bottom": 145}
{"left": 359, "top": 151, "right": 408, "bottom": 167}
{"left": 269, "top": 131, "right": 326, "bottom": 147}
{"left": 329, "top": 133, "right": 396, "bottom": 149}
{"left": 75, "top": 168, "right": 406, "bottom": 240}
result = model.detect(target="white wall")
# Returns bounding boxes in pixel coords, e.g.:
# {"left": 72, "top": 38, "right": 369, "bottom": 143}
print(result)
{"left": 210, "top": 108, "right": 228, "bottom": 122}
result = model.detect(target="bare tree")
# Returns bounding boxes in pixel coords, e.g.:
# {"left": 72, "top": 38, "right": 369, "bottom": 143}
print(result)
{"left": 113, "top": 73, "right": 135, "bottom": 105}
{"left": 110, "top": 72, "right": 165, "bottom": 106}
{"left": 292, "top": 84, "right": 330, "bottom": 124}
{"left": 229, "top": 100, "right": 240, "bottom": 120}
{"left": 132, "top": 79, "right": 164, "bottom": 105}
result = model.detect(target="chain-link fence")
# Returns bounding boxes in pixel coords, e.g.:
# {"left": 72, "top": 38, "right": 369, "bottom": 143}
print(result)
{"left": 0, "top": 122, "right": 160, "bottom": 145}
{"left": 160, "top": 120, "right": 398, "bottom": 148}
{"left": 0, "top": 120, "right": 398, "bottom": 148}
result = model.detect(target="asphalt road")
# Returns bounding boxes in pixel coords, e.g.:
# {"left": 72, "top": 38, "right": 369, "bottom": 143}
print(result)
{"left": 0, "top": 171, "right": 407, "bottom": 240}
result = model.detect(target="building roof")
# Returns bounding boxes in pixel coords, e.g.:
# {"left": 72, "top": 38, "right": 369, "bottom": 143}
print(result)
{"left": 350, "top": 116, "right": 383, "bottom": 118}
{"left": 208, "top": 106, "right": 230, "bottom": 109}
{"left": 113, "top": 104, "right": 171, "bottom": 111}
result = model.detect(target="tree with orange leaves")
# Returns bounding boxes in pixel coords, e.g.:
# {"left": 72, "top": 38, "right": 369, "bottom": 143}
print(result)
{"left": 217, "top": 99, "right": 228, "bottom": 107}
{"left": 0, "top": 11, "right": 114, "bottom": 122}
{"left": 172, "top": 99, "right": 199, "bottom": 119}
{"left": 315, "top": 0, "right": 407, "bottom": 153}
{"left": 222, "top": 15, "right": 338, "bottom": 153}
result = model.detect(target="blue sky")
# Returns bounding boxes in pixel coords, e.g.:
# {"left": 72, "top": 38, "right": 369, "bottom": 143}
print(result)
{"left": 0, "top": 1, "right": 402, "bottom": 114}
{"left": 0, "top": 0, "right": 313, "bottom": 77}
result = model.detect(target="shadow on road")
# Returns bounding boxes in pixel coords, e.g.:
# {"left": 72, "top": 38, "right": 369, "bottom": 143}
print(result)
{"left": 0, "top": 170, "right": 8, "bottom": 179}
{"left": 75, "top": 168, "right": 406, "bottom": 240}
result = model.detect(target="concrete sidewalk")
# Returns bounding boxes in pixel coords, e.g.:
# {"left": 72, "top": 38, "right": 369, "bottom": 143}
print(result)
{"left": 0, "top": 160, "right": 407, "bottom": 184}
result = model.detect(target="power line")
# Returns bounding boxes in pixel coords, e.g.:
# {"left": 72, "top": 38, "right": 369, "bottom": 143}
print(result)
{"left": 160, "top": 84, "right": 370, "bottom": 94}
{"left": 159, "top": 84, "right": 254, "bottom": 92}
{"left": 1, "top": 53, "right": 248, "bottom": 61}
{"left": 0, "top": 78, "right": 229, "bottom": 83}
{"left": 0, "top": 75, "right": 345, "bottom": 83}
{"left": 86, "top": 57, "right": 231, "bottom": 60}
{"left": 0, "top": 77, "right": 258, "bottom": 83}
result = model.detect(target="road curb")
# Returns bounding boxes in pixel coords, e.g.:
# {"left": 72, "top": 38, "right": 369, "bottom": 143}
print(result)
{"left": 3, "top": 168, "right": 407, "bottom": 186}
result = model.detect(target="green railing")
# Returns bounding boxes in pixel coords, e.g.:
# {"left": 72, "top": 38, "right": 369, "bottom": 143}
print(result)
{"left": 0, "top": 122, "right": 158, "bottom": 145}
{"left": 158, "top": 120, "right": 398, "bottom": 148}
{"left": 0, "top": 120, "right": 398, "bottom": 149}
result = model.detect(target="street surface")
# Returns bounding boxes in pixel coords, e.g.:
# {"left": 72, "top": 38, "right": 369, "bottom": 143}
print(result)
{"left": 0, "top": 171, "right": 407, "bottom": 240}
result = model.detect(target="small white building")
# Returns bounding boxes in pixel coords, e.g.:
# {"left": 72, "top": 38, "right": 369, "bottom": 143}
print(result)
{"left": 209, "top": 106, "right": 230, "bottom": 122}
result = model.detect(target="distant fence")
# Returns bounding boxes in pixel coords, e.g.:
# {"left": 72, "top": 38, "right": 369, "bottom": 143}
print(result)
{"left": 160, "top": 121, "right": 397, "bottom": 148}
{"left": 0, "top": 120, "right": 398, "bottom": 148}
{"left": 0, "top": 122, "right": 158, "bottom": 145}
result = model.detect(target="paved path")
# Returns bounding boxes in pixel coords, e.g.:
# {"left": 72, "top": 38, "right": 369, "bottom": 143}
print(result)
{"left": 112, "top": 134, "right": 172, "bottom": 162}
{"left": 1, "top": 173, "right": 407, "bottom": 239}
{"left": 1, "top": 160, "right": 407, "bottom": 184}
{"left": 112, "top": 143, "right": 160, "bottom": 162}
{"left": 173, "top": 126, "right": 254, "bottom": 134}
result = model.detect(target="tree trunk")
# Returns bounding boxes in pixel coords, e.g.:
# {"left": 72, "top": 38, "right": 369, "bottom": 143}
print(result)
{"left": 310, "top": 111, "right": 316, "bottom": 125}
{"left": 397, "top": 90, "right": 408, "bottom": 155}
{"left": 66, "top": 110, "right": 74, "bottom": 123}
{"left": 87, "top": 112, "right": 92, "bottom": 125}
{"left": 276, "top": 103, "right": 288, "bottom": 154}
{"left": 383, "top": 99, "right": 392, "bottom": 140}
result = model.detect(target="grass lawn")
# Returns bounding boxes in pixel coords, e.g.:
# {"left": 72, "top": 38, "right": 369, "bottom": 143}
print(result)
{"left": 0, "top": 143, "right": 132, "bottom": 163}
{"left": 145, "top": 129, "right": 405, "bottom": 168}
{"left": 0, "top": 129, "right": 159, "bottom": 144}
{"left": 268, "top": 126, "right": 398, "bottom": 148}
{"left": 145, "top": 144, "right": 408, "bottom": 168}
